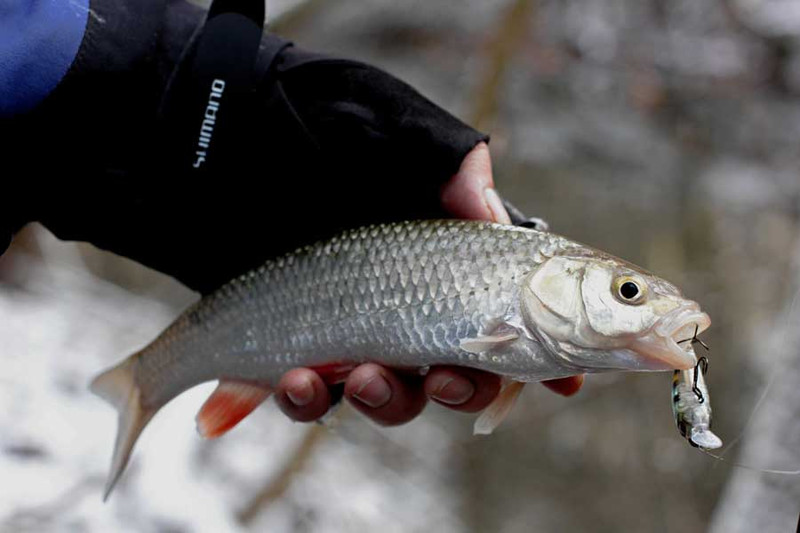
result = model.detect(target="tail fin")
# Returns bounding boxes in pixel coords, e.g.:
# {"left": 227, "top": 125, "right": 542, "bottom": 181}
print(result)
{"left": 90, "top": 356, "right": 158, "bottom": 501}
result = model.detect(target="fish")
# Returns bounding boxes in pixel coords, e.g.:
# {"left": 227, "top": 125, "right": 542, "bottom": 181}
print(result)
{"left": 90, "top": 219, "right": 711, "bottom": 498}
{"left": 671, "top": 350, "right": 723, "bottom": 449}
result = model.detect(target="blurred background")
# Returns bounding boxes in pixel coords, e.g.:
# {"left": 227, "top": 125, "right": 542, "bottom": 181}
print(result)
{"left": 2, "top": 0, "right": 800, "bottom": 531}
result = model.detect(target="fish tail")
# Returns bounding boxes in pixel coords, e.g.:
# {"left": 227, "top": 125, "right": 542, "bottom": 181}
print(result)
{"left": 89, "top": 354, "right": 158, "bottom": 501}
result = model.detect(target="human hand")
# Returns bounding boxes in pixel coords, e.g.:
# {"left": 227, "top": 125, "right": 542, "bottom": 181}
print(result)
{"left": 275, "top": 143, "right": 585, "bottom": 426}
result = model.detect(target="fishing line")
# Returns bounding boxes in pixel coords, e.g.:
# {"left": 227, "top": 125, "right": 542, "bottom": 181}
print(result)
{"left": 720, "top": 287, "right": 800, "bottom": 455}
{"left": 702, "top": 286, "right": 800, "bottom": 474}
{"left": 701, "top": 449, "right": 800, "bottom": 476}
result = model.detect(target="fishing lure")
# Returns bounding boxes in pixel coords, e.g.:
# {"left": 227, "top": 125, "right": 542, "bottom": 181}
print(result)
{"left": 671, "top": 345, "right": 722, "bottom": 450}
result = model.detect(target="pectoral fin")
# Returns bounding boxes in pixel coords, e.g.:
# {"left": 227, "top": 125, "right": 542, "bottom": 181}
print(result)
{"left": 196, "top": 380, "right": 272, "bottom": 439}
{"left": 473, "top": 380, "right": 525, "bottom": 435}
{"left": 459, "top": 332, "right": 519, "bottom": 354}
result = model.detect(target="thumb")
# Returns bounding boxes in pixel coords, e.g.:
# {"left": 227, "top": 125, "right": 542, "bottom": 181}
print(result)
{"left": 440, "top": 142, "right": 511, "bottom": 224}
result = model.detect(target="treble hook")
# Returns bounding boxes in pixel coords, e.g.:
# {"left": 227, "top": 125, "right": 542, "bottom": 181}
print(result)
{"left": 691, "top": 356, "right": 709, "bottom": 403}
{"left": 677, "top": 324, "right": 710, "bottom": 352}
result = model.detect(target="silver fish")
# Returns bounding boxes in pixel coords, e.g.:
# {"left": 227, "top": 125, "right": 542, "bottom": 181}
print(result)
{"left": 671, "top": 350, "right": 723, "bottom": 449}
{"left": 91, "top": 220, "right": 711, "bottom": 498}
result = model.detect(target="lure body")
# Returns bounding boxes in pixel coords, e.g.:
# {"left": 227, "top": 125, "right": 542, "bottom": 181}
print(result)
{"left": 671, "top": 349, "right": 723, "bottom": 449}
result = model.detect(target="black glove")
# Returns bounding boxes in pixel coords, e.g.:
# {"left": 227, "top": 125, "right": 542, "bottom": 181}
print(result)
{"left": 2, "top": 0, "right": 487, "bottom": 294}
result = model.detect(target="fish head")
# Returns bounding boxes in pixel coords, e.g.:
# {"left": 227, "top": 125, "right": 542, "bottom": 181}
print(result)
{"left": 521, "top": 253, "right": 710, "bottom": 371}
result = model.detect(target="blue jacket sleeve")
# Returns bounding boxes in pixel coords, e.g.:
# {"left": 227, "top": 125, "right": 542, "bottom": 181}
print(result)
{"left": 0, "top": 0, "right": 89, "bottom": 116}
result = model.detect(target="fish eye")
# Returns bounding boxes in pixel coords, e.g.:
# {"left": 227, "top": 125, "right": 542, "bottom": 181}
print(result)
{"left": 620, "top": 282, "right": 639, "bottom": 299}
{"left": 613, "top": 276, "right": 647, "bottom": 305}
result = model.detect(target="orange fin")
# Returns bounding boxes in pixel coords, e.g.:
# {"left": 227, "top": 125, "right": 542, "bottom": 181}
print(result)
{"left": 196, "top": 380, "right": 272, "bottom": 439}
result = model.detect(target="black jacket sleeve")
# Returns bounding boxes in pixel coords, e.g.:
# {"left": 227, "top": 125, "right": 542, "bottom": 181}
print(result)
{"left": 1, "top": 0, "right": 488, "bottom": 294}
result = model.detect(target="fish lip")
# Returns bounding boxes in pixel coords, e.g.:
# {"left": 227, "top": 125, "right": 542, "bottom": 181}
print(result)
{"left": 630, "top": 306, "right": 711, "bottom": 370}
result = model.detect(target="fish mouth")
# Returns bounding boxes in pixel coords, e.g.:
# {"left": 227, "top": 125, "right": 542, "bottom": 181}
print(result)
{"left": 629, "top": 306, "right": 711, "bottom": 370}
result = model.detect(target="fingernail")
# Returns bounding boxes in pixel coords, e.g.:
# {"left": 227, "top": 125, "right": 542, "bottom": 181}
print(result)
{"left": 353, "top": 375, "right": 392, "bottom": 408}
{"left": 484, "top": 188, "right": 511, "bottom": 224}
{"left": 286, "top": 378, "right": 315, "bottom": 406}
{"left": 430, "top": 376, "right": 475, "bottom": 405}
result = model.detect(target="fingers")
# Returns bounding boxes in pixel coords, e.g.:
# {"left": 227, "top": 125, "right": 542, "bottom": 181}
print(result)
{"left": 275, "top": 364, "right": 499, "bottom": 426}
{"left": 541, "top": 374, "right": 585, "bottom": 397}
{"left": 344, "top": 364, "right": 428, "bottom": 426}
{"left": 275, "top": 366, "right": 583, "bottom": 425}
{"left": 424, "top": 366, "right": 502, "bottom": 413}
{"left": 440, "top": 142, "right": 511, "bottom": 224}
{"left": 274, "top": 368, "right": 332, "bottom": 422}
